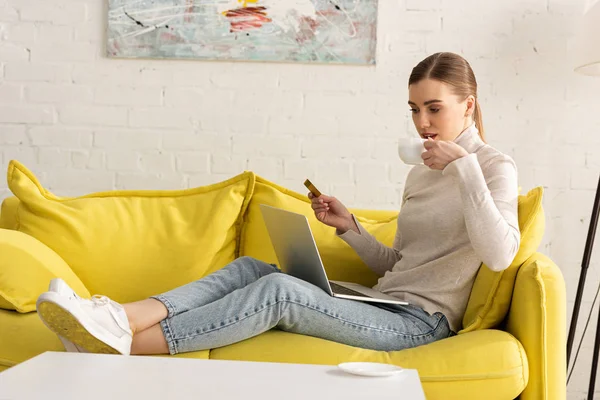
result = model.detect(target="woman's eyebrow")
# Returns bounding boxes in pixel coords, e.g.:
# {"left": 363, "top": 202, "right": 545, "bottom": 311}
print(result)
{"left": 408, "top": 100, "right": 443, "bottom": 106}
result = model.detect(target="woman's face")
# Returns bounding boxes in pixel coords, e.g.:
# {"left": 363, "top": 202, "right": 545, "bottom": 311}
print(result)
{"left": 408, "top": 78, "right": 475, "bottom": 142}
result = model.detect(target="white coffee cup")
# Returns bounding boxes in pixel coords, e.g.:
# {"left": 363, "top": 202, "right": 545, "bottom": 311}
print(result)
{"left": 397, "top": 138, "right": 426, "bottom": 165}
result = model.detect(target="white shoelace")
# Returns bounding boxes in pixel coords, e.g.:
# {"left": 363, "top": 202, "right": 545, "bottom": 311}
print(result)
{"left": 91, "top": 295, "right": 110, "bottom": 306}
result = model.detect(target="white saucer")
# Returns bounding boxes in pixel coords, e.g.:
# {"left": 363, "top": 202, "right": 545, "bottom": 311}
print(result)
{"left": 337, "top": 362, "right": 404, "bottom": 377}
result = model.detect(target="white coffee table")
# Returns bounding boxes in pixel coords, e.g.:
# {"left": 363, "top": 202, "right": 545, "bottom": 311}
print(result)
{"left": 0, "top": 352, "right": 425, "bottom": 399}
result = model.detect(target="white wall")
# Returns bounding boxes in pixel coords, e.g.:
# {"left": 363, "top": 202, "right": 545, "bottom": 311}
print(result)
{"left": 1, "top": 0, "right": 599, "bottom": 397}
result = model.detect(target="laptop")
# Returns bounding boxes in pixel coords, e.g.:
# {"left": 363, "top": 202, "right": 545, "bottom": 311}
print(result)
{"left": 259, "top": 204, "right": 408, "bottom": 306}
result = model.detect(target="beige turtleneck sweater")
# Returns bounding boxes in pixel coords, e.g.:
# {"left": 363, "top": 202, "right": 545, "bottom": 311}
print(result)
{"left": 338, "top": 124, "right": 520, "bottom": 332}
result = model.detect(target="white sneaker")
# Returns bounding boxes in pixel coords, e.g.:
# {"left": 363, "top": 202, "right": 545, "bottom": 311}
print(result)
{"left": 47, "top": 278, "right": 88, "bottom": 353}
{"left": 37, "top": 281, "right": 133, "bottom": 355}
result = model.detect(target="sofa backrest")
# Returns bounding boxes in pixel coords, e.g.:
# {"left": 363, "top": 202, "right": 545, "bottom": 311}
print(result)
{"left": 4, "top": 160, "right": 255, "bottom": 303}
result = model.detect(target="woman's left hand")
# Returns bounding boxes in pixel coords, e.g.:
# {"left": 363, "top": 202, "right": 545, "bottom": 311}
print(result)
{"left": 422, "top": 138, "right": 469, "bottom": 170}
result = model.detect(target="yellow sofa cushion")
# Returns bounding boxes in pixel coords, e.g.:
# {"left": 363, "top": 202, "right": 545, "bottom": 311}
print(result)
{"left": 0, "top": 229, "right": 91, "bottom": 313}
{"left": 0, "top": 309, "right": 209, "bottom": 371}
{"left": 460, "top": 187, "right": 545, "bottom": 333}
{"left": 239, "top": 176, "right": 397, "bottom": 287}
{"left": 6, "top": 160, "right": 254, "bottom": 303}
{"left": 209, "top": 329, "right": 528, "bottom": 400}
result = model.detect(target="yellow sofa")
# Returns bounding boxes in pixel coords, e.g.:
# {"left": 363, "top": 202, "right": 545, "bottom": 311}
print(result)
{"left": 0, "top": 161, "right": 566, "bottom": 400}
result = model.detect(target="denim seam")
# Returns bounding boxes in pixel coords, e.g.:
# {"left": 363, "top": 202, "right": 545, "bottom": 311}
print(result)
{"left": 152, "top": 294, "right": 178, "bottom": 318}
{"left": 172, "top": 298, "right": 442, "bottom": 342}
{"left": 432, "top": 314, "right": 449, "bottom": 338}
{"left": 159, "top": 318, "right": 178, "bottom": 355}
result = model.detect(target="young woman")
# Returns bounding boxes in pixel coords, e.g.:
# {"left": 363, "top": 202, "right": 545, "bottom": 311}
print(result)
{"left": 36, "top": 52, "right": 520, "bottom": 356}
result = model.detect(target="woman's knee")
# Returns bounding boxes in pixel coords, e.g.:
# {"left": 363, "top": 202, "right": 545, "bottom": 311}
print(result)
{"left": 257, "top": 273, "right": 310, "bottom": 299}
{"left": 236, "top": 256, "right": 279, "bottom": 275}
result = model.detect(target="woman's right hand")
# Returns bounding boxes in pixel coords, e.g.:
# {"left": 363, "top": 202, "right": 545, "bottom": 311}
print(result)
{"left": 309, "top": 192, "right": 358, "bottom": 233}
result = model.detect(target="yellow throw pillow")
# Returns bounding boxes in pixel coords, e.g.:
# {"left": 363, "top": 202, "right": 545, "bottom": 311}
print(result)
{"left": 460, "top": 187, "right": 545, "bottom": 333}
{"left": 7, "top": 160, "right": 255, "bottom": 303}
{"left": 0, "top": 228, "right": 91, "bottom": 313}
{"left": 239, "top": 176, "right": 398, "bottom": 287}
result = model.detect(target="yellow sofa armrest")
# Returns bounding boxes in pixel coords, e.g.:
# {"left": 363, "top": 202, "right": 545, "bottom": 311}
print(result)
{"left": 0, "top": 229, "right": 90, "bottom": 312}
{"left": 506, "top": 252, "right": 566, "bottom": 400}
{"left": 0, "top": 196, "right": 20, "bottom": 230}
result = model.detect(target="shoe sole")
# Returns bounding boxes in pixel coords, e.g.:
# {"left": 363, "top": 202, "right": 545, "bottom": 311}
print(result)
{"left": 37, "top": 293, "right": 128, "bottom": 355}
{"left": 48, "top": 279, "right": 84, "bottom": 353}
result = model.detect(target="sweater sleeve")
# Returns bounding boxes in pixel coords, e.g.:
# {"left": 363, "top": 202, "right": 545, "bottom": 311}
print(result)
{"left": 442, "top": 153, "right": 521, "bottom": 272}
{"left": 336, "top": 215, "right": 402, "bottom": 276}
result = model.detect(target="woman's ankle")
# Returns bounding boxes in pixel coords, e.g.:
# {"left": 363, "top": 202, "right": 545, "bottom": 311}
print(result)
{"left": 123, "top": 298, "right": 168, "bottom": 334}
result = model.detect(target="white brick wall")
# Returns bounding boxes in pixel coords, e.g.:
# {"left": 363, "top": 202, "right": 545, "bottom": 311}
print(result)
{"left": 1, "top": 0, "right": 600, "bottom": 396}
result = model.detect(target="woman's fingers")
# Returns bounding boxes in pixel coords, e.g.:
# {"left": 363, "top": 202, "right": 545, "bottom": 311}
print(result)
{"left": 311, "top": 199, "right": 327, "bottom": 208}
{"left": 314, "top": 203, "right": 329, "bottom": 210}
{"left": 312, "top": 198, "right": 331, "bottom": 206}
{"left": 310, "top": 194, "right": 332, "bottom": 217}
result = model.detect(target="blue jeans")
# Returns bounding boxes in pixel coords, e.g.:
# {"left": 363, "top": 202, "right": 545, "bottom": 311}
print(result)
{"left": 151, "top": 256, "right": 453, "bottom": 355}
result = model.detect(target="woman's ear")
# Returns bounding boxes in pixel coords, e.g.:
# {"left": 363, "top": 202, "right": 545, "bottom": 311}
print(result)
{"left": 465, "top": 95, "right": 476, "bottom": 117}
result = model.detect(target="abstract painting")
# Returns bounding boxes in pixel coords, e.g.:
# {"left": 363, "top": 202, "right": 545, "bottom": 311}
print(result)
{"left": 107, "top": 0, "right": 378, "bottom": 64}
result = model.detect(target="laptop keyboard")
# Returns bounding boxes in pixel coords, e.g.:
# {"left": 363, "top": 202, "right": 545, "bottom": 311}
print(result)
{"left": 329, "top": 282, "right": 372, "bottom": 298}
